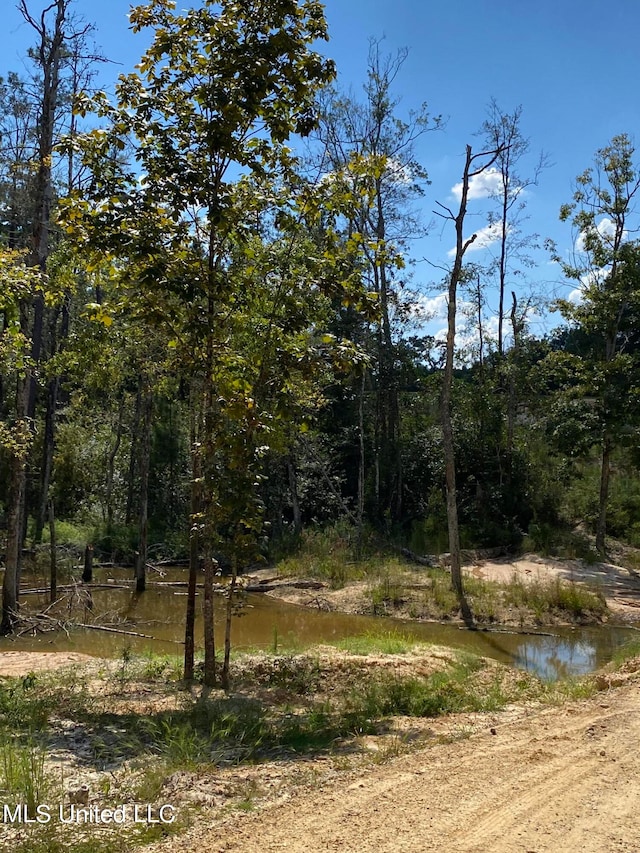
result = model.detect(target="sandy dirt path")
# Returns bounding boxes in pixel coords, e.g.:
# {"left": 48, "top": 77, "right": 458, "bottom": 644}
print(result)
{"left": 163, "top": 680, "right": 640, "bottom": 853}
{"left": 0, "top": 651, "right": 94, "bottom": 676}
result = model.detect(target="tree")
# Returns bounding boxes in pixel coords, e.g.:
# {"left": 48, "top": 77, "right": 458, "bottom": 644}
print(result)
{"left": 60, "top": 0, "right": 373, "bottom": 684}
{"left": 0, "top": 250, "right": 55, "bottom": 631}
{"left": 19, "top": 1, "right": 105, "bottom": 547}
{"left": 0, "top": 73, "right": 37, "bottom": 250}
{"left": 434, "top": 143, "right": 504, "bottom": 620}
{"left": 1, "top": 0, "right": 86, "bottom": 632}
{"left": 480, "top": 101, "right": 545, "bottom": 357}
{"left": 315, "top": 40, "right": 439, "bottom": 523}
{"left": 554, "top": 134, "right": 640, "bottom": 554}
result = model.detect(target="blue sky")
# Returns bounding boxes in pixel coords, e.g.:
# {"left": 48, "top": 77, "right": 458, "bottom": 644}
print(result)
{"left": 2, "top": 0, "right": 640, "bottom": 344}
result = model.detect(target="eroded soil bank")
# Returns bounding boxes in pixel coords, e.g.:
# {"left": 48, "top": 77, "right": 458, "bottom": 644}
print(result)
{"left": 255, "top": 552, "right": 640, "bottom": 625}
{"left": 172, "top": 667, "right": 640, "bottom": 853}
{"left": 1, "top": 639, "right": 639, "bottom": 853}
{"left": 2, "top": 549, "right": 640, "bottom": 853}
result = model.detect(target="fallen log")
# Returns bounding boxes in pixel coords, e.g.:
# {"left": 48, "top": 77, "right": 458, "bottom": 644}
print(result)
{"left": 75, "top": 623, "right": 155, "bottom": 639}
{"left": 21, "top": 583, "right": 132, "bottom": 594}
{"left": 245, "top": 580, "right": 326, "bottom": 593}
{"left": 397, "top": 548, "right": 437, "bottom": 567}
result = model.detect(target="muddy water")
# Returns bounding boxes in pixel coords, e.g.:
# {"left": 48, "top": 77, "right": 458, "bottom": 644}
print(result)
{"left": 2, "top": 566, "right": 637, "bottom": 681}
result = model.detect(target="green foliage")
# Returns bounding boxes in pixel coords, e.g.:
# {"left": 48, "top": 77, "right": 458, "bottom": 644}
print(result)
{"left": 611, "top": 638, "right": 640, "bottom": 666}
{"left": 139, "top": 698, "right": 271, "bottom": 765}
{"left": 505, "top": 576, "right": 606, "bottom": 623}
{"left": 5, "top": 0, "right": 640, "bottom": 648}
{"left": 246, "top": 655, "right": 322, "bottom": 695}
{"left": 91, "top": 523, "right": 140, "bottom": 563}
{"left": 333, "top": 632, "right": 426, "bottom": 656}
{"left": 343, "top": 657, "right": 510, "bottom": 721}
{"left": 408, "top": 487, "right": 449, "bottom": 554}
{"left": 368, "top": 573, "right": 407, "bottom": 613}
{"left": 0, "top": 669, "right": 89, "bottom": 732}
{"left": 0, "top": 734, "right": 53, "bottom": 816}
{"left": 429, "top": 571, "right": 460, "bottom": 615}
{"left": 276, "top": 523, "right": 371, "bottom": 588}
{"left": 552, "top": 134, "right": 640, "bottom": 551}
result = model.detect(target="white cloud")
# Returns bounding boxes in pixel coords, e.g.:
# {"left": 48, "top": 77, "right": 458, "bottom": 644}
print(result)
{"left": 413, "top": 292, "right": 448, "bottom": 321}
{"left": 575, "top": 217, "right": 627, "bottom": 253}
{"left": 433, "top": 301, "right": 500, "bottom": 361}
{"left": 319, "top": 155, "right": 413, "bottom": 190}
{"left": 385, "top": 156, "right": 413, "bottom": 186}
{"left": 565, "top": 267, "right": 609, "bottom": 304}
{"left": 581, "top": 267, "right": 608, "bottom": 287}
{"left": 424, "top": 294, "right": 495, "bottom": 342}
{"left": 447, "top": 222, "right": 505, "bottom": 257}
{"left": 451, "top": 167, "right": 503, "bottom": 202}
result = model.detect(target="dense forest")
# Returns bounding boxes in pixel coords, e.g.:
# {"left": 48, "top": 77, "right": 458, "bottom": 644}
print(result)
{"left": 2, "top": 0, "right": 640, "bottom": 646}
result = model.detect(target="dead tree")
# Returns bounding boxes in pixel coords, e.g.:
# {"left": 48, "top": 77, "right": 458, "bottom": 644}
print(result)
{"left": 434, "top": 143, "right": 505, "bottom": 623}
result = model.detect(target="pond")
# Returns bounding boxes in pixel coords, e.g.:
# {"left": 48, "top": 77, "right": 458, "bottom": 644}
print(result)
{"left": 2, "top": 566, "right": 638, "bottom": 682}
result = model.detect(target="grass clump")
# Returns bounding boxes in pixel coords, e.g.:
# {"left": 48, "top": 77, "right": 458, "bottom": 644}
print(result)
{"left": 276, "top": 525, "right": 362, "bottom": 589}
{"left": 342, "top": 655, "right": 516, "bottom": 723}
{"left": 0, "top": 669, "right": 88, "bottom": 731}
{"left": 610, "top": 637, "right": 640, "bottom": 667}
{"left": 245, "top": 654, "right": 322, "bottom": 694}
{"left": 368, "top": 573, "right": 407, "bottom": 614}
{"left": 505, "top": 576, "right": 606, "bottom": 623}
{"left": 275, "top": 524, "right": 403, "bottom": 590}
{"left": 137, "top": 696, "right": 271, "bottom": 767}
{"left": 333, "top": 632, "right": 420, "bottom": 656}
{"left": 0, "top": 734, "right": 54, "bottom": 817}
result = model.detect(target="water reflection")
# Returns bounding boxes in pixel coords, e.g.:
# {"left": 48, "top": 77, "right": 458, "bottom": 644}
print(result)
{"left": 2, "top": 566, "right": 637, "bottom": 681}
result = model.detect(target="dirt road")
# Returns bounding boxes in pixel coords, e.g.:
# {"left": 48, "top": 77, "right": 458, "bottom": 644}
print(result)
{"left": 167, "top": 680, "right": 640, "bottom": 853}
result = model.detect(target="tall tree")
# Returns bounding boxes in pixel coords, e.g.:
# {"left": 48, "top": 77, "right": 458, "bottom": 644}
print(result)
{"left": 315, "top": 40, "right": 439, "bottom": 523}
{"left": 555, "top": 134, "right": 640, "bottom": 554}
{"left": 0, "top": 251, "right": 52, "bottom": 631}
{"left": 434, "top": 143, "right": 504, "bottom": 620}
{"left": 480, "top": 101, "right": 545, "bottom": 357}
{"left": 20, "top": 1, "right": 102, "bottom": 545}
{"left": 0, "top": 73, "right": 37, "bottom": 250}
{"left": 60, "top": 0, "right": 370, "bottom": 683}
{"left": 1, "top": 0, "right": 90, "bottom": 631}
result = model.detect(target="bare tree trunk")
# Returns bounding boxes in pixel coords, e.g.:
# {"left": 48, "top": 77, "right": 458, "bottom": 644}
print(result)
{"left": 35, "top": 293, "right": 71, "bottom": 543}
{"left": 105, "top": 407, "right": 123, "bottom": 529}
{"left": 2, "top": 447, "right": 27, "bottom": 633}
{"left": 202, "top": 555, "right": 217, "bottom": 688}
{"left": 82, "top": 544, "right": 93, "bottom": 583}
{"left": 435, "top": 143, "right": 503, "bottom": 625}
{"left": 441, "top": 148, "right": 472, "bottom": 620}
{"left": 183, "top": 530, "right": 199, "bottom": 681}
{"left": 507, "top": 292, "right": 520, "bottom": 466}
{"left": 135, "top": 386, "right": 152, "bottom": 592}
{"left": 2, "top": 457, "right": 26, "bottom": 631}
{"left": 49, "top": 499, "right": 57, "bottom": 604}
{"left": 221, "top": 558, "right": 237, "bottom": 692}
{"left": 21, "top": 0, "right": 68, "bottom": 441}
{"left": 374, "top": 183, "right": 402, "bottom": 523}
{"left": 201, "top": 269, "right": 218, "bottom": 686}
{"left": 596, "top": 434, "right": 612, "bottom": 556}
{"left": 35, "top": 377, "right": 58, "bottom": 544}
{"left": 441, "top": 279, "right": 467, "bottom": 617}
{"left": 356, "top": 370, "right": 366, "bottom": 557}
{"left": 183, "top": 400, "right": 200, "bottom": 682}
{"left": 497, "top": 186, "right": 508, "bottom": 358}
{"left": 125, "top": 386, "right": 142, "bottom": 525}
{"left": 1, "top": 371, "right": 29, "bottom": 634}
{"left": 287, "top": 457, "right": 302, "bottom": 536}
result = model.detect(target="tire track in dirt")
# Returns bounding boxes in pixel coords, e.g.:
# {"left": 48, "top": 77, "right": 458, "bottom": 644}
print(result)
{"left": 156, "top": 682, "right": 640, "bottom": 853}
